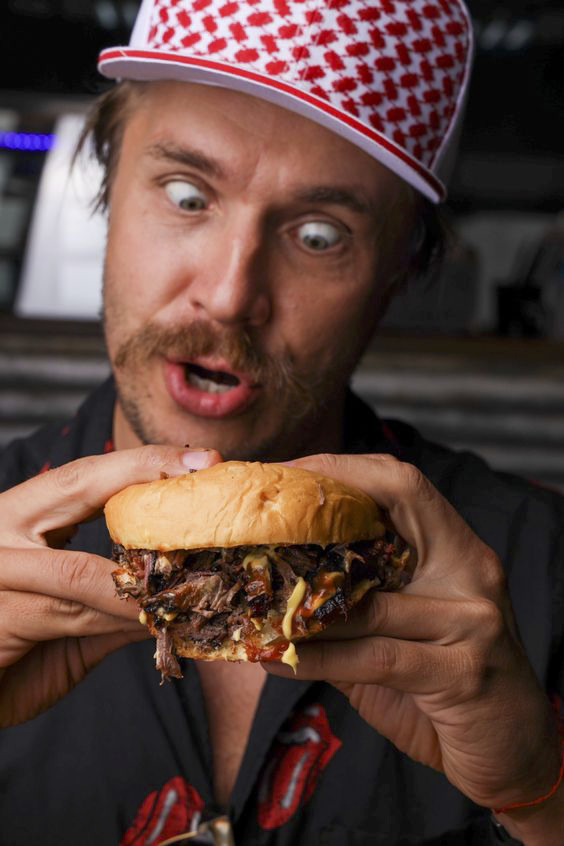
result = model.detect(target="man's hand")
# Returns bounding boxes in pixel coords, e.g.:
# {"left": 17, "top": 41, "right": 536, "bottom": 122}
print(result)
{"left": 0, "top": 446, "right": 220, "bottom": 728}
{"left": 264, "top": 454, "right": 564, "bottom": 844}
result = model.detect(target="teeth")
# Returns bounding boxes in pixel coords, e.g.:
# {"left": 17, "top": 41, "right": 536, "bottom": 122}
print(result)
{"left": 187, "top": 371, "right": 233, "bottom": 394}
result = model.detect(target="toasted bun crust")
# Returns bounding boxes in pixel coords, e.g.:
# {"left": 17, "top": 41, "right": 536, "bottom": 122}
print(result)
{"left": 105, "top": 461, "right": 385, "bottom": 550}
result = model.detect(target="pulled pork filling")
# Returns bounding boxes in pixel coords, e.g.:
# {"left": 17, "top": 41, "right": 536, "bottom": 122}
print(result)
{"left": 112, "top": 533, "right": 412, "bottom": 679}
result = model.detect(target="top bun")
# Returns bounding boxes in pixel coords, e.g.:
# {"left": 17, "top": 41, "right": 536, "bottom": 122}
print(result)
{"left": 105, "top": 461, "right": 385, "bottom": 550}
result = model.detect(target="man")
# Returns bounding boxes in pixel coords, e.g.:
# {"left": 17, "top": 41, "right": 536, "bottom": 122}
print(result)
{"left": 0, "top": 1, "right": 562, "bottom": 844}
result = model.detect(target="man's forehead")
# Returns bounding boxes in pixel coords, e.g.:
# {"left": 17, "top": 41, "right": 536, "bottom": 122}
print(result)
{"left": 126, "top": 80, "right": 403, "bottom": 205}
{"left": 132, "top": 80, "right": 357, "bottom": 156}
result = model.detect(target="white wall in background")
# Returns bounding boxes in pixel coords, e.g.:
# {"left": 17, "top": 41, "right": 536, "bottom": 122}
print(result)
{"left": 16, "top": 114, "right": 107, "bottom": 319}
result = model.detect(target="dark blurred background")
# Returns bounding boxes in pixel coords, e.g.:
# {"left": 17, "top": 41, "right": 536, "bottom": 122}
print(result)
{"left": 0, "top": 0, "right": 563, "bottom": 487}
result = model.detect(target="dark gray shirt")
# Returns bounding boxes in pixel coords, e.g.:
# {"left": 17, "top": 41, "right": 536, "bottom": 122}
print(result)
{"left": 0, "top": 379, "right": 561, "bottom": 845}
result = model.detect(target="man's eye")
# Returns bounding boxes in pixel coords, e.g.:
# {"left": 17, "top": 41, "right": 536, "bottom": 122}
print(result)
{"left": 297, "top": 221, "right": 342, "bottom": 252}
{"left": 165, "top": 180, "right": 208, "bottom": 212}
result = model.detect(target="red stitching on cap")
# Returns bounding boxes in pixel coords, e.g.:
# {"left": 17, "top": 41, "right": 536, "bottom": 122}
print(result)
{"left": 266, "top": 59, "right": 288, "bottom": 74}
{"left": 369, "top": 27, "right": 386, "bottom": 49}
{"left": 337, "top": 13, "right": 357, "bottom": 35}
{"left": 358, "top": 7, "right": 381, "bottom": 21}
{"left": 317, "top": 29, "right": 337, "bottom": 46}
{"left": 177, "top": 9, "right": 191, "bottom": 28}
{"left": 203, "top": 14, "right": 217, "bottom": 33}
{"left": 182, "top": 32, "right": 201, "bottom": 47}
{"left": 230, "top": 21, "right": 246, "bottom": 42}
{"left": 219, "top": 1, "right": 238, "bottom": 16}
{"left": 325, "top": 50, "right": 345, "bottom": 71}
{"left": 235, "top": 47, "right": 259, "bottom": 62}
{"left": 356, "top": 63, "right": 374, "bottom": 84}
{"left": 347, "top": 41, "right": 370, "bottom": 57}
{"left": 333, "top": 76, "right": 358, "bottom": 92}
{"left": 279, "top": 23, "right": 299, "bottom": 39}
{"left": 208, "top": 36, "right": 227, "bottom": 52}
{"left": 248, "top": 11, "right": 272, "bottom": 26}
{"left": 303, "top": 65, "right": 326, "bottom": 81}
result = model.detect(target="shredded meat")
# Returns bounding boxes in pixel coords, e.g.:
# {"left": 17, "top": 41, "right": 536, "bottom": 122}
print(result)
{"left": 155, "top": 628, "right": 182, "bottom": 683}
{"left": 144, "top": 574, "right": 242, "bottom": 615}
{"left": 112, "top": 531, "right": 413, "bottom": 681}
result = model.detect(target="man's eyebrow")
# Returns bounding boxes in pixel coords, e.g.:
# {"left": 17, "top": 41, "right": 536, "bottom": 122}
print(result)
{"left": 144, "top": 142, "right": 226, "bottom": 180}
{"left": 293, "top": 186, "right": 375, "bottom": 215}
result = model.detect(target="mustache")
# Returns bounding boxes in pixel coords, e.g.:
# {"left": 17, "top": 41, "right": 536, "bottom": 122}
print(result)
{"left": 113, "top": 319, "right": 317, "bottom": 409}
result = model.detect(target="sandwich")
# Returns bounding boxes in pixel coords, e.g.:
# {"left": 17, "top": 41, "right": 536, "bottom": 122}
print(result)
{"left": 105, "top": 461, "right": 414, "bottom": 681}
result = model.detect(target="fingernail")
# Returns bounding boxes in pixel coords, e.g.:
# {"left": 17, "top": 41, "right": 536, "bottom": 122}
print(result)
{"left": 180, "top": 449, "right": 214, "bottom": 471}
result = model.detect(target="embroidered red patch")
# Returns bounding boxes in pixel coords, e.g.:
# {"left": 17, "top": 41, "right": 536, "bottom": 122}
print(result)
{"left": 120, "top": 777, "right": 205, "bottom": 845}
{"left": 257, "top": 704, "right": 342, "bottom": 830}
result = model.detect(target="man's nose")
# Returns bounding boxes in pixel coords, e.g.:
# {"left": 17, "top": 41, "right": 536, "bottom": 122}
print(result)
{"left": 187, "top": 218, "right": 271, "bottom": 328}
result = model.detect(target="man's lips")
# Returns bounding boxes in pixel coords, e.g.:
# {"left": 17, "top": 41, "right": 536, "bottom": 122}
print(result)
{"left": 163, "top": 357, "right": 259, "bottom": 419}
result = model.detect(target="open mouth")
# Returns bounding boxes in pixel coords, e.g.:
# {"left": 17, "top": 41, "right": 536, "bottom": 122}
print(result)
{"left": 164, "top": 358, "right": 258, "bottom": 418}
{"left": 184, "top": 362, "right": 241, "bottom": 395}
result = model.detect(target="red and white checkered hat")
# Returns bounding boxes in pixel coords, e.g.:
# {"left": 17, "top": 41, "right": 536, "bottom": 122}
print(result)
{"left": 98, "top": 0, "right": 473, "bottom": 203}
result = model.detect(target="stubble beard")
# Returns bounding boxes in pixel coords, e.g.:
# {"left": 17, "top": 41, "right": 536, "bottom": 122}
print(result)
{"left": 105, "top": 307, "right": 356, "bottom": 461}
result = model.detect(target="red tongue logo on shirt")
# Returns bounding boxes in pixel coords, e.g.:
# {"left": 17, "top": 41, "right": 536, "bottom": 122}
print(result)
{"left": 257, "top": 704, "right": 342, "bottom": 830}
{"left": 120, "top": 777, "right": 205, "bottom": 845}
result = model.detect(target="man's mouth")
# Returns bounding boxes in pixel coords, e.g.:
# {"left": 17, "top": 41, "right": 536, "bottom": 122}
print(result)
{"left": 184, "top": 362, "right": 241, "bottom": 395}
{"left": 163, "top": 357, "right": 259, "bottom": 419}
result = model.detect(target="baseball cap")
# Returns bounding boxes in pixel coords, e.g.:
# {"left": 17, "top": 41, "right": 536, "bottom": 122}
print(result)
{"left": 98, "top": 0, "right": 474, "bottom": 203}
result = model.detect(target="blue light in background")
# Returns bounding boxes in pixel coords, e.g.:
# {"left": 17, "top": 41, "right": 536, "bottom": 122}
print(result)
{"left": 0, "top": 132, "right": 56, "bottom": 152}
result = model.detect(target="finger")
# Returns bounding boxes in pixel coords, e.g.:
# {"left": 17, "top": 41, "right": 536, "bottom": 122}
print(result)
{"left": 286, "top": 453, "right": 502, "bottom": 597}
{"left": 3, "top": 445, "right": 222, "bottom": 541}
{"left": 312, "top": 591, "right": 488, "bottom": 645}
{"left": 0, "top": 591, "right": 143, "bottom": 655}
{"left": 0, "top": 548, "right": 141, "bottom": 620}
{"left": 264, "top": 636, "right": 452, "bottom": 695}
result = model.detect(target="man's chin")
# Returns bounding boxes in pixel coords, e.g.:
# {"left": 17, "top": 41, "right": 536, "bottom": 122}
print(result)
{"left": 116, "top": 395, "right": 302, "bottom": 462}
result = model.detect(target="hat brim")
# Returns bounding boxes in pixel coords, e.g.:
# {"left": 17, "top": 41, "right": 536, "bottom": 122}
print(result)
{"left": 98, "top": 48, "right": 445, "bottom": 204}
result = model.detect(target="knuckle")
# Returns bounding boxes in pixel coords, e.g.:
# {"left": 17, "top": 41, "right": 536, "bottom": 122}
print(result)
{"left": 457, "top": 644, "right": 493, "bottom": 699}
{"left": 480, "top": 549, "right": 507, "bottom": 596}
{"left": 369, "top": 637, "right": 398, "bottom": 678}
{"left": 397, "top": 462, "right": 431, "bottom": 502}
{"left": 369, "top": 452, "right": 400, "bottom": 466}
{"left": 315, "top": 453, "right": 341, "bottom": 473}
{"left": 46, "top": 596, "right": 86, "bottom": 620}
{"left": 45, "top": 596, "right": 104, "bottom": 635}
{"left": 50, "top": 458, "right": 90, "bottom": 495}
{"left": 53, "top": 551, "right": 95, "bottom": 598}
{"left": 467, "top": 598, "right": 506, "bottom": 643}
{"left": 366, "top": 592, "right": 390, "bottom": 632}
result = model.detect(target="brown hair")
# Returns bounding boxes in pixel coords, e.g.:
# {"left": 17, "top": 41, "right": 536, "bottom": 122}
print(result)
{"left": 78, "top": 81, "right": 448, "bottom": 286}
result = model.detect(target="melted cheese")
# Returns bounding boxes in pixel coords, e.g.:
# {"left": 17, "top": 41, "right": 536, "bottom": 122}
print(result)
{"left": 250, "top": 617, "right": 263, "bottom": 631}
{"left": 232, "top": 627, "right": 242, "bottom": 642}
{"left": 282, "top": 577, "right": 307, "bottom": 639}
{"left": 281, "top": 642, "right": 299, "bottom": 674}
{"left": 242, "top": 553, "right": 270, "bottom": 572}
{"left": 138, "top": 610, "right": 148, "bottom": 625}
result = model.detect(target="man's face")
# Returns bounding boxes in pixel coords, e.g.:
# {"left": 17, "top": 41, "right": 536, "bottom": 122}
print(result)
{"left": 104, "top": 81, "right": 412, "bottom": 460}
